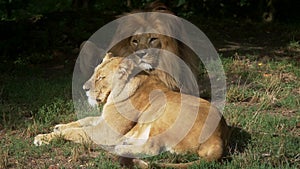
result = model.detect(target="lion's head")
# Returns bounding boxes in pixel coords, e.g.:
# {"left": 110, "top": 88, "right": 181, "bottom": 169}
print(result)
{"left": 109, "top": 13, "right": 180, "bottom": 67}
{"left": 128, "top": 33, "right": 163, "bottom": 70}
{"left": 107, "top": 5, "right": 203, "bottom": 96}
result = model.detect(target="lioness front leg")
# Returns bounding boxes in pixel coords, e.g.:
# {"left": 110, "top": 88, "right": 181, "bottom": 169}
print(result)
{"left": 54, "top": 116, "right": 102, "bottom": 132}
{"left": 34, "top": 132, "right": 60, "bottom": 146}
{"left": 34, "top": 127, "right": 92, "bottom": 146}
{"left": 34, "top": 116, "right": 123, "bottom": 146}
{"left": 34, "top": 116, "right": 101, "bottom": 146}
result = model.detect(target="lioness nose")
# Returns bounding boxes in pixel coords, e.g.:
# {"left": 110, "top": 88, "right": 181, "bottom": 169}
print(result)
{"left": 83, "top": 85, "right": 90, "bottom": 91}
{"left": 83, "top": 81, "right": 91, "bottom": 91}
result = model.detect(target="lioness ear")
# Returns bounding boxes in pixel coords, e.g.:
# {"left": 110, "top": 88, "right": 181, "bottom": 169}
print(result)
{"left": 102, "top": 52, "right": 114, "bottom": 62}
{"left": 118, "top": 59, "right": 135, "bottom": 80}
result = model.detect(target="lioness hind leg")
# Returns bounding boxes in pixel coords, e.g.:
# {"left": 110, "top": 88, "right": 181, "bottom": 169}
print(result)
{"left": 114, "top": 139, "right": 162, "bottom": 158}
{"left": 197, "top": 137, "right": 224, "bottom": 161}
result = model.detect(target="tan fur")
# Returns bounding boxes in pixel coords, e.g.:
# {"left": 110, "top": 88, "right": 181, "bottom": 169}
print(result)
{"left": 34, "top": 54, "right": 229, "bottom": 168}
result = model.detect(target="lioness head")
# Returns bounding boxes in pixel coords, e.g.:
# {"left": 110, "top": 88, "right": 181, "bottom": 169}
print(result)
{"left": 83, "top": 53, "right": 123, "bottom": 107}
{"left": 83, "top": 53, "right": 141, "bottom": 107}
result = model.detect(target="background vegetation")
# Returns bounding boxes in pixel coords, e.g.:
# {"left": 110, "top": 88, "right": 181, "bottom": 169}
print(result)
{"left": 0, "top": 0, "right": 299, "bottom": 168}
{"left": 1, "top": 0, "right": 300, "bottom": 64}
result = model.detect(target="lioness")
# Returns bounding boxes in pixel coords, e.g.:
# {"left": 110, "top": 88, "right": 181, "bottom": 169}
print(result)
{"left": 34, "top": 53, "right": 230, "bottom": 168}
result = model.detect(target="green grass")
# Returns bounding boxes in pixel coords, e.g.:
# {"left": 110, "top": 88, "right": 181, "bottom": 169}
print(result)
{"left": 221, "top": 55, "right": 299, "bottom": 168}
{"left": 1, "top": 49, "right": 299, "bottom": 168}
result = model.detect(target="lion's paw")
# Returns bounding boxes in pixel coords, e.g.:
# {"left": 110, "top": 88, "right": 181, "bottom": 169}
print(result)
{"left": 115, "top": 145, "right": 132, "bottom": 155}
{"left": 132, "top": 159, "right": 149, "bottom": 169}
{"left": 34, "top": 134, "right": 50, "bottom": 146}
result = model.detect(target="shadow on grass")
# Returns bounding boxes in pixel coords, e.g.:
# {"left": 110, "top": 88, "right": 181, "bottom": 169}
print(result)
{"left": 225, "top": 126, "right": 251, "bottom": 161}
{"left": 0, "top": 62, "right": 73, "bottom": 130}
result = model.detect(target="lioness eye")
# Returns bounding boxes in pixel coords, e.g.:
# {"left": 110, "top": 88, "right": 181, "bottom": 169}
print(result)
{"left": 96, "top": 76, "right": 105, "bottom": 81}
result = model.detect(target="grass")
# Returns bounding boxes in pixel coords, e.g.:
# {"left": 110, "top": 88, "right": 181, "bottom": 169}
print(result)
{"left": 222, "top": 54, "right": 299, "bottom": 168}
{"left": 1, "top": 43, "right": 299, "bottom": 168}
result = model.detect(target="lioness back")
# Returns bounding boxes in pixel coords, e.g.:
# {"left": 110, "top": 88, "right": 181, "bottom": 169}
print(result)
{"left": 110, "top": 66, "right": 229, "bottom": 162}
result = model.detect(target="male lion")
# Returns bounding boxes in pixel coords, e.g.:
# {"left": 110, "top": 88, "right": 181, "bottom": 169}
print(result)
{"left": 34, "top": 53, "right": 230, "bottom": 168}
{"left": 107, "top": 2, "right": 210, "bottom": 97}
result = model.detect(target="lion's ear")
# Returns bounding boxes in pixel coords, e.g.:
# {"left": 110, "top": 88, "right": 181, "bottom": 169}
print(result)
{"left": 118, "top": 59, "right": 136, "bottom": 80}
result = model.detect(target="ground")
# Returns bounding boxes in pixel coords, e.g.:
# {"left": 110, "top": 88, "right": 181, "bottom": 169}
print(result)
{"left": 0, "top": 15, "right": 299, "bottom": 168}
